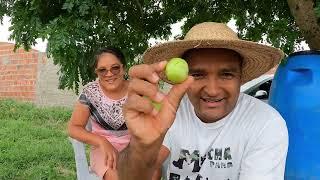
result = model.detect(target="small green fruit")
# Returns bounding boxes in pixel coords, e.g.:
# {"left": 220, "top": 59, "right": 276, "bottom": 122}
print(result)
{"left": 165, "top": 58, "right": 189, "bottom": 84}
{"left": 144, "top": 96, "right": 162, "bottom": 111}
{"left": 151, "top": 101, "right": 162, "bottom": 111}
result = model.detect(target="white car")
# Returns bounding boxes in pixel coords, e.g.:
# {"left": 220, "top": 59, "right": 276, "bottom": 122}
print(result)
{"left": 163, "top": 74, "right": 274, "bottom": 102}
{"left": 241, "top": 74, "right": 274, "bottom": 103}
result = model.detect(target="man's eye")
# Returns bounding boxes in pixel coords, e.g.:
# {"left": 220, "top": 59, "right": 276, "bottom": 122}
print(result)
{"left": 221, "top": 73, "right": 235, "bottom": 79}
{"left": 190, "top": 73, "right": 204, "bottom": 79}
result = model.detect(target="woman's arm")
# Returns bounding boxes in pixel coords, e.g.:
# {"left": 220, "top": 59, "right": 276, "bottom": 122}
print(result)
{"left": 67, "top": 101, "right": 105, "bottom": 147}
{"left": 68, "top": 101, "right": 120, "bottom": 170}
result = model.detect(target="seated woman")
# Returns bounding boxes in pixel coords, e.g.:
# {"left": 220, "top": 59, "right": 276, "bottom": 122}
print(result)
{"left": 68, "top": 47, "right": 130, "bottom": 180}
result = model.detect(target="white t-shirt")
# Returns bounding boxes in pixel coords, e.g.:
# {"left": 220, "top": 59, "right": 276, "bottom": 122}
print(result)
{"left": 163, "top": 93, "right": 288, "bottom": 180}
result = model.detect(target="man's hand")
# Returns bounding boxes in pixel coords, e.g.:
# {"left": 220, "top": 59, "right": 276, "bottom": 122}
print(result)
{"left": 124, "top": 61, "right": 193, "bottom": 147}
{"left": 118, "top": 61, "right": 193, "bottom": 180}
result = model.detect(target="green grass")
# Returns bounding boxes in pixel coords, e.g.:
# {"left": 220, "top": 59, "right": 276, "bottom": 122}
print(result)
{"left": 0, "top": 99, "right": 76, "bottom": 180}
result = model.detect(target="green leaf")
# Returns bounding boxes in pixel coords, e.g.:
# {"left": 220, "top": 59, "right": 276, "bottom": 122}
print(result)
{"left": 0, "top": 0, "right": 314, "bottom": 92}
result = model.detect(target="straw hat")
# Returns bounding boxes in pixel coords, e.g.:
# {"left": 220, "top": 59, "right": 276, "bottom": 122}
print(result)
{"left": 143, "top": 22, "right": 284, "bottom": 84}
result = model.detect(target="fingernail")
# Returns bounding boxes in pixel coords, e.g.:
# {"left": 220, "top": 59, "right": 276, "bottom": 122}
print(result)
{"left": 159, "top": 60, "right": 167, "bottom": 67}
{"left": 151, "top": 108, "right": 158, "bottom": 116}
{"left": 155, "top": 92, "right": 165, "bottom": 102}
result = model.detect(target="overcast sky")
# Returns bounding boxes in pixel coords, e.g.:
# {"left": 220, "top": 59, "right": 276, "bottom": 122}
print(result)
{"left": 0, "top": 16, "right": 47, "bottom": 52}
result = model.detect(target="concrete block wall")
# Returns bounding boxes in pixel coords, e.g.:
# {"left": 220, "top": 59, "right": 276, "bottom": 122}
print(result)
{"left": 35, "top": 56, "right": 79, "bottom": 107}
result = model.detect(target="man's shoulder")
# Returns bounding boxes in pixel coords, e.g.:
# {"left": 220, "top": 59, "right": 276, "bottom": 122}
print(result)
{"left": 238, "top": 93, "right": 280, "bottom": 115}
{"left": 235, "top": 93, "right": 285, "bottom": 127}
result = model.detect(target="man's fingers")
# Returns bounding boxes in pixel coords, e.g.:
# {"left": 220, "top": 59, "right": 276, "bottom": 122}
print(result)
{"left": 128, "top": 79, "right": 165, "bottom": 103}
{"left": 167, "top": 76, "right": 194, "bottom": 107}
{"left": 124, "top": 61, "right": 192, "bottom": 137}
{"left": 128, "top": 61, "right": 167, "bottom": 84}
{"left": 152, "top": 61, "right": 167, "bottom": 72}
{"left": 158, "top": 76, "right": 194, "bottom": 130}
{"left": 125, "top": 94, "right": 154, "bottom": 114}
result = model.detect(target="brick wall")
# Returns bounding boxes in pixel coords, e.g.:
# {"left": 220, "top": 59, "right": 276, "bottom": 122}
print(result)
{"left": 0, "top": 42, "right": 79, "bottom": 107}
{"left": 0, "top": 42, "right": 40, "bottom": 102}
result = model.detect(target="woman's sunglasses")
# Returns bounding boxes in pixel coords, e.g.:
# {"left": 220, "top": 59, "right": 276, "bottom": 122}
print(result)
{"left": 95, "top": 65, "right": 121, "bottom": 76}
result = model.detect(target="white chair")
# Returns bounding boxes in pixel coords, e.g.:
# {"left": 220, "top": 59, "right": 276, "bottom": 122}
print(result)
{"left": 69, "top": 121, "right": 100, "bottom": 180}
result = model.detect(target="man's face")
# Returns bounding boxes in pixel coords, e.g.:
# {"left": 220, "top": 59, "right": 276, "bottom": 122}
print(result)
{"left": 186, "top": 48, "right": 242, "bottom": 123}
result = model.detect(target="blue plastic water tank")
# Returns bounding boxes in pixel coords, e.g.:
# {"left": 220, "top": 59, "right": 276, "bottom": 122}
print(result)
{"left": 269, "top": 50, "right": 320, "bottom": 179}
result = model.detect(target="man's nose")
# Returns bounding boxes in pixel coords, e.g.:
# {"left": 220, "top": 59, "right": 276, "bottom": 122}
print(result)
{"left": 203, "top": 77, "right": 221, "bottom": 96}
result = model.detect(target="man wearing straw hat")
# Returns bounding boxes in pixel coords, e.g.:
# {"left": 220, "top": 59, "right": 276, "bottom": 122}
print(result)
{"left": 118, "top": 22, "right": 288, "bottom": 180}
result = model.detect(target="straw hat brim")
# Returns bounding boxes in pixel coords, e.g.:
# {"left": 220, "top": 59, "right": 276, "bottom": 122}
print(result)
{"left": 143, "top": 39, "right": 284, "bottom": 84}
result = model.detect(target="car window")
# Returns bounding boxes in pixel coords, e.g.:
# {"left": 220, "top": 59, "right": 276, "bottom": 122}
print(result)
{"left": 245, "top": 79, "right": 273, "bottom": 101}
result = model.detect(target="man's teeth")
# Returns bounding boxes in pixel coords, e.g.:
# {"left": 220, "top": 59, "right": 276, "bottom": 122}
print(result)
{"left": 203, "top": 98, "right": 222, "bottom": 102}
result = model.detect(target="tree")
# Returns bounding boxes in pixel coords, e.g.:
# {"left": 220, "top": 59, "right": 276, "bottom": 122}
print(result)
{"left": 0, "top": 0, "right": 319, "bottom": 92}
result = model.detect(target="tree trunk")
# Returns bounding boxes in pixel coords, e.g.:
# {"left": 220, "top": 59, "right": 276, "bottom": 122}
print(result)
{"left": 287, "top": 0, "right": 320, "bottom": 50}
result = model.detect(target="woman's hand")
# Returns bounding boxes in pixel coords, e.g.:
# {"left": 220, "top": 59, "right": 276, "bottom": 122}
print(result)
{"left": 98, "top": 140, "right": 118, "bottom": 170}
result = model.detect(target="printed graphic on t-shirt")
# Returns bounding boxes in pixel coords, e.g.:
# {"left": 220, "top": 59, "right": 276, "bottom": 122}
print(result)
{"left": 169, "top": 147, "right": 233, "bottom": 180}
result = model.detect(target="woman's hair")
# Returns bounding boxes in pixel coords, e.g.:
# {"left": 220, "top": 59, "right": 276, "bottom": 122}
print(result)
{"left": 93, "top": 47, "right": 126, "bottom": 68}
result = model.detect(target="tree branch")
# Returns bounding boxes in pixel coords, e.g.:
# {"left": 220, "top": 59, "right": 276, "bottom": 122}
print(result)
{"left": 287, "top": 0, "right": 320, "bottom": 49}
